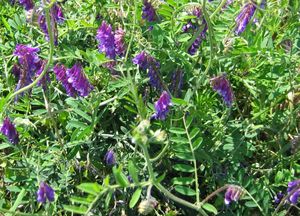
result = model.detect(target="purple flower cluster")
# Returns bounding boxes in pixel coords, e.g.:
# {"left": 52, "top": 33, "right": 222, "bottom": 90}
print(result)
{"left": 273, "top": 180, "right": 300, "bottom": 205}
{"left": 133, "top": 51, "right": 162, "bottom": 90}
{"left": 53, "top": 63, "right": 93, "bottom": 97}
{"left": 37, "top": 182, "right": 55, "bottom": 203}
{"left": 224, "top": 186, "right": 243, "bottom": 205}
{"left": 274, "top": 192, "right": 284, "bottom": 205}
{"left": 13, "top": 44, "right": 49, "bottom": 99}
{"left": 19, "top": 0, "right": 33, "bottom": 10}
{"left": 114, "top": 27, "right": 126, "bottom": 56}
{"left": 38, "top": 3, "right": 64, "bottom": 45}
{"left": 210, "top": 74, "right": 234, "bottom": 107}
{"left": 96, "top": 21, "right": 126, "bottom": 69}
{"left": 0, "top": 117, "right": 19, "bottom": 145}
{"left": 97, "top": 21, "right": 116, "bottom": 59}
{"left": 142, "top": 0, "right": 156, "bottom": 22}
{"left": 151, "top": 91, "right": 172, "bottom": 120}
{"left": 287, "top": 179, "right": 300, "bottom": 204}
{"left": 182, "top": 7, "right": 208, "bottom": 55}
{"left": 235, "top": 3, "right": 256, "bottom": 35}
{"left": 104, "top": 150, "right": 116, "bottom": 165}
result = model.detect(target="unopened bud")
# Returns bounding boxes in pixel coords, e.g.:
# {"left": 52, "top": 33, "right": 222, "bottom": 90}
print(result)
{"left": 152, "top": 129, "right": 167, "bottom": 143}
{"left": 138, "top": 197, "right": 157, "bottom": 215}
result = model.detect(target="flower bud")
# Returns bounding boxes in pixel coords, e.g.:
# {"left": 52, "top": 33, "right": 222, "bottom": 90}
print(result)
{"left": 138, "top": 197, "right": 157, "bottom": 215}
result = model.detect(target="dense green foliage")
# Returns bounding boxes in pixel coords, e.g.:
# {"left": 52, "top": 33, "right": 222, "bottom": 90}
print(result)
{"left": 0, "top": 0, "right": 299, "bottom": 215}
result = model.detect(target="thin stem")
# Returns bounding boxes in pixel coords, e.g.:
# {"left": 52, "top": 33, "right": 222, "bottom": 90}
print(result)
{"left": 155, "top": 183, "right": 208, "bottom": 216}
{"left": 244, "top": 189, "right": 264, "bottom": 214}
{"left": 200, "top": 185, "right": 229, "bottom": 205}
{"left": 140, "top": 141, "right": 208, "bottom": 215}
{"left": 210, "top": 0, "right": 228, "bottom": 20}
{"left": 42, "top": 90, "right": 63, "bottom": 146}
{"left": 150, "top": 142, "right": 169, "bottom": 162}
{"left": 202, "top": 0, "right": 214, "bottom": 76}
{"left": 124, "top": 0, "right": 137, "bottom": 63}
{"left": 99, "top": 96, "right": 118, "bottom": 107}
{"left": 183, "top": 116, "right": 200, "bottom": 205}
{"left": 140, "top": 144, "right": 156, "bottom": 181}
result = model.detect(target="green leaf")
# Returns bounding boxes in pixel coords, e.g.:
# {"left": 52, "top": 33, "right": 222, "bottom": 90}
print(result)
{"left": 244, "top": 201, "right": 257, "bottom": 208}
{"left": 72, "top": 108, "right": 92, "bottom": 122}
{"left": 170, "top": 136, "right": 188, "bottom": 144}
{"left": 77, "top": 183, "right": 102, "bottom": 196}
{"left": 128, "top": 160, "right": 139, "bottom": 184}
{"left": 173, "top": 164, "right": 194, "bottom": 173}
{"left": 0, "top": 143, "right": 12, "bottom": 150}
{"left": 174, "top": 185, "right": 196, "bottom": 196}
{"left": 202, "top": 203, "right": 218, "bottom": 215}
{"left": 169, "top": 127, "right": 186, "bottom": 135}
{"left": 8, "top": 189, "right": 26, "bottom": 214}
{"left": 190, "top": 128, "right": 200, "bottom": 140}
{"left": 175, "top": 152, "right": 194, "bottom": 161}
{"left": 193, "top": 137, "right": 203, "bottom": 150}
{"left": 63, "top": 205, "right": 87, "bottom": 214}
{"left": 171, "top": 98, "right": 188, "bottom": 106}
{"left": 105, "top": 191, "right": 113, "bottom": 209}
{"left": 129, "top": 188, "right": 142, "bottom": 208}
{"left": 172, "top": 177, "right": 194, "bottom": 185}
{"left": 112, "top": 167, "right": 130, "bottom": 187}
{"left": 70, "top": 196, "right": 92, "bottom": 205}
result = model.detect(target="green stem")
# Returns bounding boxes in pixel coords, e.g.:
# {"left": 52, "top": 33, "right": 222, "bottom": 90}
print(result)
{"left": 42, "top": 89, "right": 64, "bottom": 148}
{"left": 202, "top": 0, "right": 214, "bottom": 76}
{"left": 150, "top": 142, "right": 169, "bottom": 162}
{"left": 155, "top": 183, "right": 208, "bottom": 216}
{"left": 140, "top": 144, "right": 156, "bottom": 181}
{"left": 210, "top": 0, "right": 228, "bottom": 19}
{"left": 183, "top": 116, "right": 200, "bottom": 205}
{"left": 8, "top": 0, "right": 55, "bottom": 101}
{"left": 124, "top": 0, "right": 137, "bottom": 63}
{"left": 244, "top": 189, "right": 264, "bottom": 214}
{"left": 140, "top": 143, "right": 208, "bottom": 216}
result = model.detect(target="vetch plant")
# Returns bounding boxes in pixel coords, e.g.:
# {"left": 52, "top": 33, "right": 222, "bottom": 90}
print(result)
{"left": 0, "top": 0, "right": 299, "bottom": 215}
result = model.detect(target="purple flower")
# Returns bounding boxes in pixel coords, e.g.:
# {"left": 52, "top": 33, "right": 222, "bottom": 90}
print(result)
{"left": 235, "top": 3, "right": 256, "bottom": 35}
{"left": 274, "top": 192, "right": 284, "bottom": 205}
{"left": 132, "top": 51, "right": 149, "bottom": 70}
{"left": 104, "top": 150, "right": 116, "bottom": 165}
{"left": 19, "top": 0, "right": 33, "bottom": 10}
{"left": 182, "top": 7, "right": 208, "bottom": 55}
{"left": 169, "top": 69, "right": 183, "bottom": 97}
{"left": 114, "top": 27, "right": 126, "bottom": 57}
{"left": 38, "top": 4, "right": 63, "bottom": 45}
{"left": 53, "top": 64, "right": 77, "bottom": 97}
{"left": 151, "top": 91, "right": 172, "bottom": 120}
{"left": 210, "top": 74, "right": 234, "bottom": 107}
{"left": 66, "top": 63, "right": 93, "bottom": 97}
{"left": 14, "top": 44, "right": 40, "bottom": 68}
{"left": 224, "top": 186, "right": 243, "bottom": 205}
{"left": 182, "top": 7, "right": 202, "bottom": 33}
{"left": 13, "top": 44, "right": 42, "bottom": 100}
{"left": 0, "top": 118, "right": 19, "bottom": 145}
{"left": 287, "top": 179, "right": 300, "bottom": 204}
{"left": 260, "top": 0, "right": 267, "bottom": 9}
{"left": 133, "top": 51, "right": 162, "bottom": 90}
{"left": 142, "top": 0, "right": 156, "bottom": 22}
{"left": 37, "top": 182, "right": 55, "bottom": 203}
{"left": 52, "top": 4, "right": 64, "bottom": 23}
{"left": 35, "top": 60, "right": 50, "bottom": 90}
{"left": 96, "top": 21, "right": 116, "bottom": 59}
